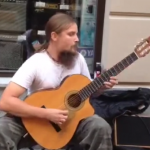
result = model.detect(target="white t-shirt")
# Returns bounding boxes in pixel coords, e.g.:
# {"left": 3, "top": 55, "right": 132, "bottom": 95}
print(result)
{"left": 11, "top": 50, "right": 91, "bottom": 95}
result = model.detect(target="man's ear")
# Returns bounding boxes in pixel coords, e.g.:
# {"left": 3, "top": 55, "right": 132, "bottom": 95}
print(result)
{"left": 51, "top": 32, "right": 58, "bottom": 41}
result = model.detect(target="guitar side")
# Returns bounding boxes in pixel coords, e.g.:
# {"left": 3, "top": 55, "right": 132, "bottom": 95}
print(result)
{"left": 22, "top": 74, "right": 95, "bottom": 149}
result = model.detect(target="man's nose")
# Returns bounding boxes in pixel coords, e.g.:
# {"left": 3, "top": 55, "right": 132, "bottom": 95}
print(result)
{"left": 75, "top": 35, "right": 79, "bottom": 42}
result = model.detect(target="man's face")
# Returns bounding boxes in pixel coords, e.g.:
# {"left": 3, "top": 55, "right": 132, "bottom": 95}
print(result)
{"left": 57, "top": 23, "right": 79, "bottom": 52}
{"left": 53, "top": 23, "right": 79, "bottom": 68}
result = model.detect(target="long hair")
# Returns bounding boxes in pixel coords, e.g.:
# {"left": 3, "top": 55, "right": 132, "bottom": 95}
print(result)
{"left": 35, "top": 12, "right": 76, "bottom": 53}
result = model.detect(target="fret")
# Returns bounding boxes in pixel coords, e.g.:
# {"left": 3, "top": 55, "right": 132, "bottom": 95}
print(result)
{"left": 83, "top": 87, "right": 90, "bottom": 95}
{"left": 83, "top": 87, "right": 91, "bottom": 95}
{"left": 118, "top": 62, "right": 125, "bottom": 70}
{"left": 79, "top": 52, "right": 139, "bottom": 101}
{"left": 107, "top": 69, "right": 114, "bottom": 76}
{"left": 97, "top": 78, "right": 105, "bottom": 86}
{"left": 101, "top": 74, "right": 108, "bottom": 81}
{"left": 93, "top": 80, "right": 100, "bottom": 87}
{"left": 89, "top": 84, "right": 95, "bottom": 92}
{"left": 86, "top": 86, "right": 93, "bottom": 94}
{"left": 81, "top": 89, "right": 87, "bottom": 99}
{"left": 115, "top": 64, "right": 121, "bottom": 73}
{"left": 99, "top": 76, "right": 105, "bottom": 82}
{"left": 122, "top": 59, "right": 129, "bottom": 67}
{"left": 120, "top": 61, "right": 126, "bottom": 68}
{"left": 84, "top": 89, "right": 90, "bottom": 96}
{"left": 92, "top": 82, "right": 99, "bottom": 89}
{"left": 126, "top": 55, "right": 133, "bottom": 64}
{"left": 79, "top": 93, "right": 85, "bottom": 100}
{"left": 129, "top": 54, "right": 134, "bottom": 62}
{"left": 131, "top": 52, "right": 138, "bottom": 60}
{"left": 103, "top": 71, "right": 110, "bottom": 80}
{"left": 79, "top": 87, "right": 90, "bottom": 99}
{"left": 86, "top": 89, "right": 91, "bottom": 95}
{"left": 85, "top": 86, "right": 90, "bottom": 93}
{"left": 126, "top": 57, "right": 131, "bottom": 65}
{"left": 110, "top": 67, "right": 117, "bottom": 76}
{"left": 95, "top": 78, "right": 101, "bottom": 85}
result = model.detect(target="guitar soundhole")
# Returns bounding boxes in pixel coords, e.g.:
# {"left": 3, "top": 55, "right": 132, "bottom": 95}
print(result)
{"left": 67, "top": 94, "right": 82, "bottom": 108}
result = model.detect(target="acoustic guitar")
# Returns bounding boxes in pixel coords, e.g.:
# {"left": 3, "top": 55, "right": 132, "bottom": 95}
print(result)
{"left": 22, "top": 37, "right": 150, "bottom": 149}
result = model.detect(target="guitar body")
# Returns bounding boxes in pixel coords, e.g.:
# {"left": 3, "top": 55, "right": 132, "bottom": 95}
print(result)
{"left": 22, "top": 74, "right": 95, "bottom": 149}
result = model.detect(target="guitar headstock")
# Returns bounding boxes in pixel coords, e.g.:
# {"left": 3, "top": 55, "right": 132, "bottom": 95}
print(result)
{"left": 134, "top": 37, "right": 150, "bottom": 57}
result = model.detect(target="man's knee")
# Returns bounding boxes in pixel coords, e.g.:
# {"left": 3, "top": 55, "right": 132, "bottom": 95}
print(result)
{"left": 0, "top": 117, "right": 24, "bottom": 149}
{"left": 87, "top": 114, "right": 112, "bottom": 134}
{"left": 0, "top": 121, "right": 11, "bottom": 147}
{"left": 0, "top": 120, "right": 10, "bottom": 137}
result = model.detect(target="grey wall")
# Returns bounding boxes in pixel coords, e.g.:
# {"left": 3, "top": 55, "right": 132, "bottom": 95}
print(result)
{"left": 0, "top": 88, "right": 6, "bottom": 117}
{"left": 0, "top": 87, "right": 4, "bottom": 98}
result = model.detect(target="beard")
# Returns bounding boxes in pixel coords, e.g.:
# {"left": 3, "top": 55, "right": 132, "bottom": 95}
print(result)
{"left": 58, "top": 45, "right": 78, "bottom": 69}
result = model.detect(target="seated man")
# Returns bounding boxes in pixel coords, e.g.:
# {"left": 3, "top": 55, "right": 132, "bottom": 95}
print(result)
{"left": 0, "top": 12, "right": 118, "bottom": 150}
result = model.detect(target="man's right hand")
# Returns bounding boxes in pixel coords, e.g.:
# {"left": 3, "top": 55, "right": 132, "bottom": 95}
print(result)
{"left": 45, "top": 109, "right": 69, "bottom": 125}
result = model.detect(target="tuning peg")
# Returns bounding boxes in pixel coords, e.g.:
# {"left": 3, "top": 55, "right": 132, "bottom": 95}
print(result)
{"left": 145, "top": 46, "right": 150, "bottom": 53}
{"left": 137, "top": 41, "right": 141, "bottom": 44}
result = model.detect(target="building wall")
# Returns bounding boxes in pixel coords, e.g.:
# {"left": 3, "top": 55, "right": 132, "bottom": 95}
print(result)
{"left": 101, "top": 0, "right": 150, "bottom": 87}
{"left": 0, "top": 88, "right": 5, "bottom": 117}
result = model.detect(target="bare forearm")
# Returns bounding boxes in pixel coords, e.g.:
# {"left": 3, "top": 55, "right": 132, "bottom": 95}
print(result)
{"left": 0, "top": 97, "right": 47, "bottom": 119}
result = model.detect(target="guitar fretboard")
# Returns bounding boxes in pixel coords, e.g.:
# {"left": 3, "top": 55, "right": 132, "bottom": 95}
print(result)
{"left": 78, "top": 52, "right": 138, "bottom": 101}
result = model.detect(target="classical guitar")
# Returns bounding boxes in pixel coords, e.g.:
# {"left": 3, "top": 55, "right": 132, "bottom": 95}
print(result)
{"left": 22, "top": 37, "right": 150, "bottom": 149}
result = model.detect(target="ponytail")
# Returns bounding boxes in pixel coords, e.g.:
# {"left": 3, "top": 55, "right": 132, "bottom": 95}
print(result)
{"left": 34, "top": 42, "right": 49, "bottom": 53}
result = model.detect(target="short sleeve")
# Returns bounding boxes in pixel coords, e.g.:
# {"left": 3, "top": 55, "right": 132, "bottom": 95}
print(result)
{"left": 79, "top": 53, "right": 92, "bottom": 80}
{"left": 11, "top": 56, "right": 37, "bottom": 89}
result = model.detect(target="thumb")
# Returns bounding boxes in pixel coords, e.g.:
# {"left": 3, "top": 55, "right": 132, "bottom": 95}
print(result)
{"left": 59, "top": 110, "right": 69, "bottom": 115}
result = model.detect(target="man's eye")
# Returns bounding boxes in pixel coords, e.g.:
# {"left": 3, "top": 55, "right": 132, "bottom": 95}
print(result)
{"left": 68, "top": 32, "right": 74, "bottom": 36}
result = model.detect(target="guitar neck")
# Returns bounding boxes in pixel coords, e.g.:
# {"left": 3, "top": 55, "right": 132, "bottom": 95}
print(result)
{"left": 79, "top": 52, "right": 138, "bottom": 100}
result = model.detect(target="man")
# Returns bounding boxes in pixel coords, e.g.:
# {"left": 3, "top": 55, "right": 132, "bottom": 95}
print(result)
{"left": 0, "top": 13, "right": 118, "bottom": 150}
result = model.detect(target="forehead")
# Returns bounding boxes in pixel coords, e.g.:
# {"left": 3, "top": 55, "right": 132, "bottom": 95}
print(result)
{"left": 63, "top": 23, "right": 78, "bottom": 33}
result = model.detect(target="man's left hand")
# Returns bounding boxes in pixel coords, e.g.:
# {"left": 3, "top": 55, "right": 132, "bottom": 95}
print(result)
{"left": 92, "top": 76, "right": 118, "bottom": 98}
{"left": 102, "top": 76, "right": 118, "bottom": 90}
